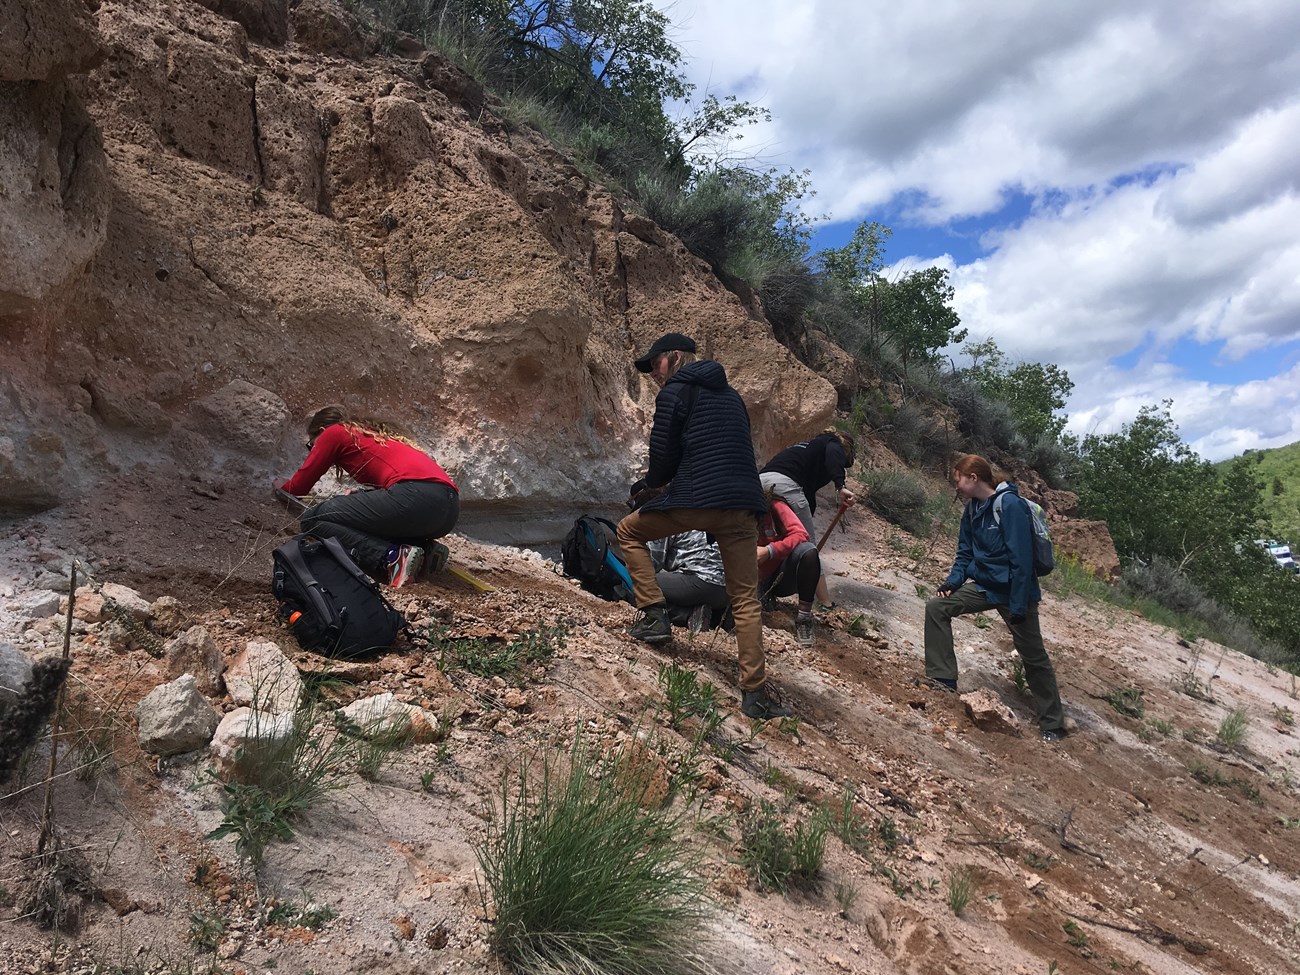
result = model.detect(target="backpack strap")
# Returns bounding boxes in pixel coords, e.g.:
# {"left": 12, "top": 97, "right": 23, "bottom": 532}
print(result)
{"left": 278, "top": 538, "right": 341, "bottom": 633}
{"left": 318, "top": 536, "right": 409, "bottom": 632}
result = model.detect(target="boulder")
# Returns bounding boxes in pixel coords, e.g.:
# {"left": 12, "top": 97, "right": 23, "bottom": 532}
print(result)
{"left": 210, "top": 706, "right": 296, "bottom": 778}
{"left": 961, "top": 688, "right": 1023, "bottom": 737}
{"left": 189, "top": 381, "right": 290, "bottom": 458}
{"left": 0, "top": 80, "right": 109, "bottom": 317}
{"left": 225, "top": 639, "right": 302, "bottom": 713}
{"left": 290, "top": 0, "right": 369, "bottom": 58}
{"left": 0, "top": 643, "right": 35, "bottom": 708}
{"left": 135, "top": 675, "right": 221, "bottom": 755}
{"left": 101, "top": 583, "right": 154, "bottom": 624}
{"left": 9, "top": 590, "right": 62, "bottom": 620}
{"left": 1051, "top": 519, "right": 1121, "bottom": 580}
{"left": 338, "top": 693, "right": 441, "bottom": 744}
{"left": 164, "top": 626, "right": 226, "bottom": 697}
{"left": 151, "top": 596, "right": 188, "bottom": 637}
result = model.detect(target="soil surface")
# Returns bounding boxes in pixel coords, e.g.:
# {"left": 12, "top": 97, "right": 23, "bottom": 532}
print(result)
{"left": 2, "top": 473, "right": 1298, "bottom": 975}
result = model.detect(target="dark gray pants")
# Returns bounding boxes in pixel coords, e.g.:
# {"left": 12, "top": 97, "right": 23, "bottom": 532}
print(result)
{"left": 924, "top": 582, "right": 1064, "bottom": 734}
{"left": 656, "top": 569, "right": 731, "bottom": 625}
{"left": 763, "top": 541, "right": 820, "bottom": 601}
{"left": 300, "top": 480, "right": 459, "bottom": 577}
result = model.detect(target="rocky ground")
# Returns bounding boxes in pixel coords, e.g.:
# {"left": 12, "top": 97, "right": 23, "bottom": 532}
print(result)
{"left": 2, "top": 472, "right": 1298, "bottom": 975}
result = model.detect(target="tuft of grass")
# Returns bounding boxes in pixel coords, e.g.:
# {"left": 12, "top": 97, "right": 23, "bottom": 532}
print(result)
{"left": 1063, "top": 919, "right": 1089, "bottom": 948}
{"left": 947, "top": 866, "right": 978, "bottom": 916}
{"left": 657, "top": 662, "right": 723, "bottom": 732}
{"left": 205, "top": 689, "right": 408, "bottom": 867}
{"left": 432, "top": 619, "right": 570, "bottom": 681}
{"left": 1272, "top": 705, "right": 1294, "bottom": 727}
{"left": 789, "top": 815, "right": 829, "bottom": 888}
{"left": 1104, "top": 685, "right": 1145, "bottom": 719}
{"left": 738, "top": 802, "right": 825, "bottom": 892}
{"left": 476, "top": 734, "right": 716, "bottom": 975}
{"left": 862, "top": 470, "right": 931, "bottom": 535}
{"left": 1010, "top": 658, "right": 1027, "bottom": 694}
{"left": 878, "top": 816, "right": 900, "bottom": 852}
{"left": 1216, "top": 708, "right": 1249, "bottom": 750}
{"left": 835, "top": 881, "right": 857, "bottom": 916}
{"left": 1149, "top": 717, "right": 1175, "bottom": 736}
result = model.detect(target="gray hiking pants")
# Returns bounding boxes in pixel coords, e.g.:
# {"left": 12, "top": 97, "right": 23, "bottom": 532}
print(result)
{"left": 300, "top": 480, "right": 459, "bottom": 578}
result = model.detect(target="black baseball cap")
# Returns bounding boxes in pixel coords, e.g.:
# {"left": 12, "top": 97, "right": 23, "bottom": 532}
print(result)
{"left": 634, "top": 332, "right": 697, "bottom": 373}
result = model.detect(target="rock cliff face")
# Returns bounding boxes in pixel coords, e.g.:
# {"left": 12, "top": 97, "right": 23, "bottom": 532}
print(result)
{"left": 0, "top": 0, "right": 836, "bottom": 518}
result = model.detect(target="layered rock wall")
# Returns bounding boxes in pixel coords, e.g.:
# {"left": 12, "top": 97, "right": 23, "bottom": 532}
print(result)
{"left": 0, "top": 0, "right": 836, "bottom": 518}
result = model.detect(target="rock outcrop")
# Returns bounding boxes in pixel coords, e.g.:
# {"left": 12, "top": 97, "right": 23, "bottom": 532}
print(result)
{"left": 0, "top": 0, "right": 836, "bottom": 520}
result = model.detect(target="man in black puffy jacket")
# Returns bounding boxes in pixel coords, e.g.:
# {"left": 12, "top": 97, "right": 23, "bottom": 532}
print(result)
{"left": 617, "top": 333, "right": 791, "bottom": 719}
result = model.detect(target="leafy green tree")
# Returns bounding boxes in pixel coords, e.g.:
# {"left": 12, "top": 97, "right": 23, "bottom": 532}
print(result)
{"left": 965, "top": 339, "right": 1074, "bottom": 443}
{"left": 876, "top": 266, "right": 966, "bottom": 373}
{"left": 1074, "top": 403, "right": 1260, "bottom": 571}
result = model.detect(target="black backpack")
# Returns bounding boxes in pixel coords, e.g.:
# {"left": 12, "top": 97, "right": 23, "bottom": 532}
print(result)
{"left": 271, "top": 535, "right": 407, "bottom": 659}
{"left": 561, "top": 515, "right": 635, "bottom": 603}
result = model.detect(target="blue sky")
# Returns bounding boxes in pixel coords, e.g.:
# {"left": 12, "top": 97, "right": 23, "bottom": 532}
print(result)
{"left": 654, "top": 0, "right": 1300, "bottom": 460}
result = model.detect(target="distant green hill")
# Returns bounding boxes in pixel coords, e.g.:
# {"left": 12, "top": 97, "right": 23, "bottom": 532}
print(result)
{"left": 1227, "top": 441, "right": 1300, "bottom": 546}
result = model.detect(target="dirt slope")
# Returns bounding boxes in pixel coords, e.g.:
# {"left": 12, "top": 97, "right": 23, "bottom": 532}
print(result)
{"left": 2, "top": 473, "right": 1297, "bottom": 975}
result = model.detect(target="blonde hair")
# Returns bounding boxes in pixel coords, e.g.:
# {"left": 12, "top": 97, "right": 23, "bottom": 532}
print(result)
{"left": 661, "top": 350, "right": 695, "bottom": 381}
{"left": 306, "top": 405, "right": 421, "bottom": 449}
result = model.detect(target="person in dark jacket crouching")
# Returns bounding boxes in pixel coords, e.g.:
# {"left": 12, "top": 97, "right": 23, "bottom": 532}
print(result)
{"left": 618, "top": 332, "right": 790, "bottom": 719}
{"left": 924, "top": 453, "right": 1067, "bottom": 741}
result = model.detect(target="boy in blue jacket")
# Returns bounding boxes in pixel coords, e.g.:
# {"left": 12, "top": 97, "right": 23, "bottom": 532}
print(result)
{"left": 923, "top": 453, "right": 1067, "bottom": 741}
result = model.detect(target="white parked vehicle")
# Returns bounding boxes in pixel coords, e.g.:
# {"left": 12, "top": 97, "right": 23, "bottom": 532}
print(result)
{"left": 1254, "top": 539, "right": 1299, "bottom": 573}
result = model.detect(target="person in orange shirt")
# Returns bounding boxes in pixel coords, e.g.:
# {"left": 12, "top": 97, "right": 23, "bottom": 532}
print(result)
{"left": 277, "top": 406, "right": 459, "bottom": 587}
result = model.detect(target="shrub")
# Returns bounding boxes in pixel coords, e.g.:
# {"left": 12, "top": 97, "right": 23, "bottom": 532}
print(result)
{"left": 1022, "top": 433, "right": 1077, "bottom": 488}
{"left": 943, "top": 376, "right": 1021, "bottom": 455}
{"left": 477, "top": 735, "right": 716, "bottom": 975}
{"left": 862, "top": 470, "right": 930, "bottom": 534}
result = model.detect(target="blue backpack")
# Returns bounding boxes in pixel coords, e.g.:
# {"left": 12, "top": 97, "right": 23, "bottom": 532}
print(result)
{"left": 992, "top": 488, "right": 1056, "bottom": 577}
{"left": 561, "top": 515, "right": 635, "bottom": 603}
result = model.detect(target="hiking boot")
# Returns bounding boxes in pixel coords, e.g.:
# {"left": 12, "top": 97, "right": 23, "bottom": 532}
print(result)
{"left": 911, "top": 675, "right": 957, "bottom": 693}
{"left": 420, "top": 541, "right": 450, "bottom": 578}
{"left": 387, "top": 544, "right": 424, "bottom": 588}
{"left": 687, "top": 604, "right": 712, "bottom": 635}
{"left": 1040, "top": 728, "right": 1066, "bottom": 743}
{"left": 628, "top": 605, "right": 671, "bottom": 644}
{"left": 795, "top": 612, "right": 815, "bottom": 648}
{"left": 741, "top": 683, "right": 792, "bottom": 720}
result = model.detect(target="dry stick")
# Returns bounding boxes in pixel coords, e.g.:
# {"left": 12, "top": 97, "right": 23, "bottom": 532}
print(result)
{"left": 1062, "top": 910, "right": 1210, "bottom": 956}
{"left": 38, "top": 561, "right": 77, "bottom": 856}
{"left": 1056, "top": 805, "right": 1106, "bottom": 864}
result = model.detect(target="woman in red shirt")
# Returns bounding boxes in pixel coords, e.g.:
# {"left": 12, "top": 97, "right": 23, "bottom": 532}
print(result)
{"left": 756, "top": 492, "right": 822, "bottom": 647}
{"left": 278, "top": 406, "right": 459, "bottom": 587}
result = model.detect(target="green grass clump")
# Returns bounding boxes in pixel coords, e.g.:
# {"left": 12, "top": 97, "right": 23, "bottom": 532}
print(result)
{"left": 1105, "top": 685, "right": 1145, "bottom": 719}
{"left": 947, "top": 866, "right": 978, "bottom": 916}
{"left": 738, "top": 801, "right": 827, "bottom": 892}
{"left": 207, "top": 692, "right": 404, "bottom": 867}
{"left": 433, "top": 619, "right": 570, "bottom": 680}
{"left": 1216, "top": 708, "right": 1249, "bottom": 750}
{"left": 477, "top": 735, "right": 715, "bottom": 975}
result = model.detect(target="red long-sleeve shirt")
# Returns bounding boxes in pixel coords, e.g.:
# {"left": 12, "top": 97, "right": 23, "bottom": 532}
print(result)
{"left": 279, "top": 424, "right": 457, "bottom": 496}
{"left": 757, "top": 499, "right": 810, "bottom": 580}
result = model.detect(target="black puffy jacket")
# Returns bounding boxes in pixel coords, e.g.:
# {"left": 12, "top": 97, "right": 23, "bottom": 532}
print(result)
{"left": 642, "top": 360, "right": 766, "bottom": 513}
